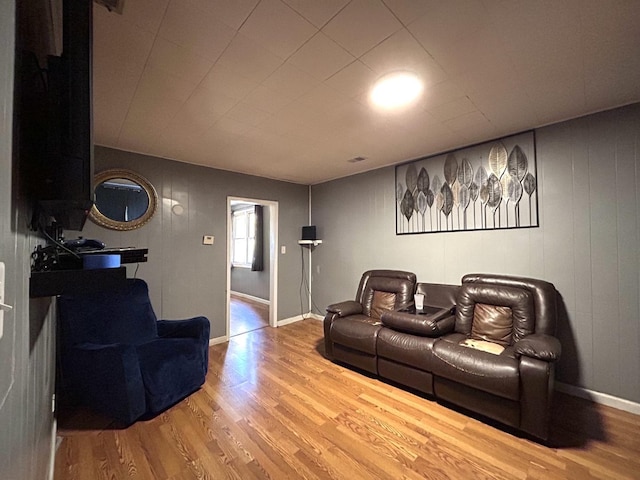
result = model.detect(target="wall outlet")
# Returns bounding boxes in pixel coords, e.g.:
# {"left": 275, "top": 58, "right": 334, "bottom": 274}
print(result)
{"left": 203, "top": 235, "right": 214, "bottom": 245}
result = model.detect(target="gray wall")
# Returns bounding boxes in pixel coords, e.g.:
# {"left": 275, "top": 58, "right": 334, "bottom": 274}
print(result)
{"left": 81, "top": 147, "right": 309, "bottom": 338}
{"left": 311, "top": 104, "right": 640, "bottom": 404}
{"left": 0, "top": 1, "right": 56, "bottom": 478}
{"left": 230, "top": 205, "right": 271, "bottom": 301}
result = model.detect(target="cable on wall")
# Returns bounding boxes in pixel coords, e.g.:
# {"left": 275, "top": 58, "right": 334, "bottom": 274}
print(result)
{"left": 299, "top": 245, "right": 322, "bottom": 319}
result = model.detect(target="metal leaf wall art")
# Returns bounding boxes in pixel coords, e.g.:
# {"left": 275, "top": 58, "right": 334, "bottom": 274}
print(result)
{"left": 395, "top": 131, "right": 538, "bottom": 234}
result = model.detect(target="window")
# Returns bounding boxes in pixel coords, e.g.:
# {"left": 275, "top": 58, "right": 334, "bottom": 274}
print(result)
{"left": 232, "top": 208, "right": 256, "bottom": 267}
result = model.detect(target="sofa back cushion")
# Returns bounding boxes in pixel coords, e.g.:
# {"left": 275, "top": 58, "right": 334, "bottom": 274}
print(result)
{"left": 455, "top": 283, "right": 535, "bottom": 345}
{"left": 370, "top": 290, "right": 397, "bottom": 319}
{"left": 462, "top": 273, "right": 558, "bottom": 335}
{"left": 58, "top": 279, "right": 158, "bottom": 346}
{"left": 358, "top": 271, "right": 416, "bottom": 317}
{"left": 416, "top": 283, "right": 459, "bottom": 309}
{"left": 471, "top": 303, "right": 513, "bottom": 346}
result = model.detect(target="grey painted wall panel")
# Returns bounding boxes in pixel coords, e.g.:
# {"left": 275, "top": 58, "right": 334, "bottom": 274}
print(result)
{"left": 0, "top": 2, "right": 56, "bottom": 478}
{"left": 311, "top": 104, "right": 640, "bottom": 403}
{"left": 587, "top": 116, "right": 622, "bottom": 396}
{"left": 82, "top": 147, "right": 309, "bottom": 338}
{"left": 611, "top": 108, "right": 640, "bottom": 400}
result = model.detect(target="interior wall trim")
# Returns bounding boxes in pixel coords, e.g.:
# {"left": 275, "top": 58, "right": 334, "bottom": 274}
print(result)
{"left": 230, "top": 290, "right": 270, "bottom": 305}
{"left": 278, "top": 313, "right": 324, "bottom": 327}
{"left": 277, "top": 314, "right": 306, "bottom": 327}
{"left": 209, "top": 335, "right": 228, "bottom": 346}
{"left": 556, "top": 381, "right": 640, "bottom": 415}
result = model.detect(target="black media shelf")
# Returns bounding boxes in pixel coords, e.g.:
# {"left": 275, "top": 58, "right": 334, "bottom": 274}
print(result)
{"left": 29, "top": 267, "right": 127, "bottom": 298}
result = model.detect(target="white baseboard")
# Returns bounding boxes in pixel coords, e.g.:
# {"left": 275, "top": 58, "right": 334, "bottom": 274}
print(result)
{"left": 208, "top": 314, "right": 321, "bottom": 344}
{"left": 277, "top": 312, "right": 324, "bottom": 326}
{"left": 556, "top": 381, "right": 640, "bottom": 416}
{"left": 209, "top": 335, "right": 228, "bottom": 346}
{"left": 277, "top": 314, "right": 305, "bottom": 326}
{"left": 230, "top": 291, "right": 270, "bottom": 305}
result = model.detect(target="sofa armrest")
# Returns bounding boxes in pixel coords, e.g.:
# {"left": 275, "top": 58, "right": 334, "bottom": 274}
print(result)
{"left": 380, "top": 309, "right": 455, "bottom": 337}
{"left": 326, "top": 300, "right": 362, "bottom": 317}
{"left": 157, "top": 317, "right": 210, "bottom": 341}
{"left": 157, "top": 318, "right": 210, "bottom": 373}
{"left": 514, "top": 334, "right": 561, "bottom": 362}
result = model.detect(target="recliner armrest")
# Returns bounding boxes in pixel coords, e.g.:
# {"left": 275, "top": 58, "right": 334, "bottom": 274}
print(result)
{"left": 380, "top": 309, "right": 455, "bottom": 337}
{"left": 514, "top": 334, "right": 561, "bottom": 362}
{"left": 157, "top": 317, "right": 210, "bottom": 340}
{"left": 326, "top": 300, "right": 363, "bottom": 317}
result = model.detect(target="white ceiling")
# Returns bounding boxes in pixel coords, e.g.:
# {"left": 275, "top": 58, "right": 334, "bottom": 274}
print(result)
{"left": 93, "top": 0, "right": 640, "bottom": 185}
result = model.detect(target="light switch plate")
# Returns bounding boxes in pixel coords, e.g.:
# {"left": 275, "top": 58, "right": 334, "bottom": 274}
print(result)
{"left": 203, "top": 235, "right": 215, "bottom": 245}
{"left": 281, "top": 245, "right": 286, "bottom": 254}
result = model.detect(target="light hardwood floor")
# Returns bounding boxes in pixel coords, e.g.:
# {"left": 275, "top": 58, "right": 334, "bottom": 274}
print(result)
{"left": 54, "top": 319, "right": 640, "bottom": 480}
{"left": 229, "top": 294, "right": 269, "bottom": 337}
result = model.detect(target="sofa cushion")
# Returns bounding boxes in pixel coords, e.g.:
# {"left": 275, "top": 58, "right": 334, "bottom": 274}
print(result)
{"left": 377, "top": 328, "right": 436, "bottom": 370}
{"left": 471, "top": 303, "right": 513, "bottom": 346}
{"left": 455, "top": 284, "right": 535, "bottom": 344}
{"left": 431, "top": 336, "right": 520, "bottom": 400}
{"left": 415, "top": 283, "right": 459, "bottom": 309}
{"left": 330, "top": 316, "right": 382, "bottom": 355}
{"left": 460, "top": 338, "right": 505, "bottom": 355}
{"left": 360, "top": 273, "right": 414, "bottom": 316}
{"left": 370, "top": 290, "right": 396, "bottom": 319}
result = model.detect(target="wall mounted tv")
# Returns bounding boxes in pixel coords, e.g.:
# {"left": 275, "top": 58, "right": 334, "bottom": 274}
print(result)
{"left": 15, "top": 0, "right": 94, "bottom": 232}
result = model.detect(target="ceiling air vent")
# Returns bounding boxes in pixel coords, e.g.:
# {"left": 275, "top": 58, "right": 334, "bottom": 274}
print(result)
{"left": 347, "top": 156, "right": 367, "bottom": 163}
{"left": 94, "top": 0, "right": 124, "bottom": 14}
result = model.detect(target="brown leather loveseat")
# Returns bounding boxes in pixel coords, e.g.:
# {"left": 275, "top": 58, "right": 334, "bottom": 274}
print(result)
{"left": 324, "top": 271, "right": 561, "bottom": 441}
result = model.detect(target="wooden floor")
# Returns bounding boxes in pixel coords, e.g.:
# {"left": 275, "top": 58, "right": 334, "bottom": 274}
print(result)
{"left": 54, "top": 320, "right": 640, "bottom": 480}
{"left": 230, "top": 294, "right": 269, "bottom": 337}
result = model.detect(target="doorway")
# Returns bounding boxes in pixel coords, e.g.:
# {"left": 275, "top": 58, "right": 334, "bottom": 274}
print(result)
{"left": 226, "top": 197, "right": 278, "bottom": 338}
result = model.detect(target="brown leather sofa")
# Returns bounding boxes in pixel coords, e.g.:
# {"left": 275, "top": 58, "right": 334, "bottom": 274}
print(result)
{"left": 323, "top": 272, "right": 561, "bottom": 441}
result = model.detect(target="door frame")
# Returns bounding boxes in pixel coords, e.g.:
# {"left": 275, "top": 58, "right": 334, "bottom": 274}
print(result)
{"left": 226, "top": 196, "right": 279, "bottom": 335}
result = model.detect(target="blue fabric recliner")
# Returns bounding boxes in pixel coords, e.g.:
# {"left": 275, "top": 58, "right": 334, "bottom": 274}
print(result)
{"left": 57, "top": 278, "right": 210, "bottom": 425}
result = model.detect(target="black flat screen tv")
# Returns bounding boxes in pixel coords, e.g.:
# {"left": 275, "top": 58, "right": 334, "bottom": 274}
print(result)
{"left": 15, "top": 0, "right": 94, "bottom": 232}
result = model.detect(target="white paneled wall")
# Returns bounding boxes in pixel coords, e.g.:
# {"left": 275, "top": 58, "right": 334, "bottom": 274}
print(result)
{"left": 312, "top": 104, "right": 640, "bottom": 404}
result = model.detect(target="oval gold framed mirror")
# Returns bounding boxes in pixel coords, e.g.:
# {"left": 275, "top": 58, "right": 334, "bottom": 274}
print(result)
{"left": 88, "top": 169, "right": 158, "bottom": 231}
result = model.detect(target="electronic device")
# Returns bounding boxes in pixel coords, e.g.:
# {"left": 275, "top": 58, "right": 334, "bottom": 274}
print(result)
{"left": 301, "top": 225, "right": 317, "bottom": 241}
{"left": 63, "top": 238, "right": 106, "bottom": 252}
{"left": 16, "top": 0, "right": 94, "bottom": 232}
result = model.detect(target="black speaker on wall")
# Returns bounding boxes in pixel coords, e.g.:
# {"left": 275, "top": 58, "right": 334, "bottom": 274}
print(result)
{"left": 301, "top": 225, "right": 317, "bottom": 241}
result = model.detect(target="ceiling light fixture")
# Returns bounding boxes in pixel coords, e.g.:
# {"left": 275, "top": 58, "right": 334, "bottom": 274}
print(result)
{"left": 370, "top": 72, "right": 423, "bottom": 110}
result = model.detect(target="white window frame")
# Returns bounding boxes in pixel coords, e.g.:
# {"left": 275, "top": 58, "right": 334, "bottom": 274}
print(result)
{"left": 231, "top": 207, "right": 256, "bottom": 268}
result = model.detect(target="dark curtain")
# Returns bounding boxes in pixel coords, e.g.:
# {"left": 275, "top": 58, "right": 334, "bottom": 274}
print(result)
{"left": 251, "top": 205, "right": 264, "bottom": 271}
